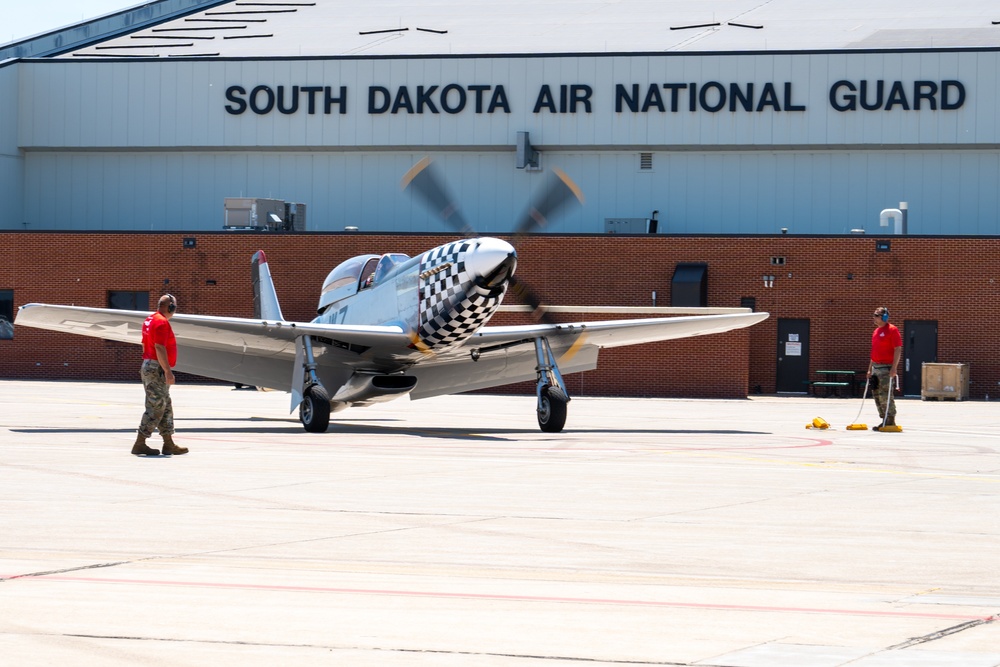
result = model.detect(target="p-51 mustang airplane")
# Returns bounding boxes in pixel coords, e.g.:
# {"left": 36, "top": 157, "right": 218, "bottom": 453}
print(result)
{"left": 16, "top": 160, "right": 768, "bottom": 433}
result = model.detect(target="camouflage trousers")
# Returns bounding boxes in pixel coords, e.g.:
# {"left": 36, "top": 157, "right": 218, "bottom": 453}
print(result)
{"left": 139, "top": 359, "right": 174, "bottom": 437}
{"left": 870, "top": 365, "right": 897, "bottom": 422}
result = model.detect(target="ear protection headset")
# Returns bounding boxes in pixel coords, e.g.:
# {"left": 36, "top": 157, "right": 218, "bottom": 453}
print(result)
{"left": 880, "top": 307, "right": 889, "bottom": 322}
{"left": 165, "top": 294, "right": 176, "bottom": 313}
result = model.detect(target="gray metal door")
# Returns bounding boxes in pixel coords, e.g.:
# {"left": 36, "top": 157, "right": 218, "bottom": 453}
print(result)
{"left": 903, "top": 320, "right": 937, "bottom": 397}
{"left": 776, "top": 318, "right": 810, "bottom": 393}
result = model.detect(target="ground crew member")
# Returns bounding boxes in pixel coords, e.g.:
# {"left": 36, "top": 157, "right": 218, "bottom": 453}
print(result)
{"left": 133, "top": 294, "right": 188, "bottom": 456}
{"left": 867, "top": 306, "right": 902, "bottom": 430}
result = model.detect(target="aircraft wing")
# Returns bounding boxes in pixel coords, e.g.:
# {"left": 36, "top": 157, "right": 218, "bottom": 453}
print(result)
{"left": 471, "top": 311, "right": 770, "bottom": 350}
{"left": 406, "top": 312, "right": 769, "bottom": 399}
{"left": 14, "top": 304, "right": 412, "bottom": 389}
{"left": 17, "top": 304, "right": 767, "bottom": 400}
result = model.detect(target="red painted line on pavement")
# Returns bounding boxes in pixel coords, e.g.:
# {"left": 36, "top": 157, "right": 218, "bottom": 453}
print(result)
{"left": 6, "top": 573, "right": 994, "bottom": 622}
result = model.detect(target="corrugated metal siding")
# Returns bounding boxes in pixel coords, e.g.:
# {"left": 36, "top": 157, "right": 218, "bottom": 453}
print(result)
{"left": 9, "top": 51, "right": 1000, "bottom": 233}
{"left": 0, "top": 66, "right": 24, "bottom": 228}
{"left": 19, "top": 149, "right": 1000, "bottom": 234}
{"left": 1, "top": 66, "right": 19, "bottom": 156}
{"left": 18, "top": 52, "right": 1000, "bottom": 149}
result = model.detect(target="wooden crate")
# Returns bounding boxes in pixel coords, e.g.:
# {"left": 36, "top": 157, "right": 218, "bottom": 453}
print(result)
{"left": 921, "top": 363, "right": 970, "bottom": 401}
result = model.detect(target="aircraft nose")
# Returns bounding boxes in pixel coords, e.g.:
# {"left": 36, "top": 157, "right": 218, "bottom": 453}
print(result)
{"left": 465, "top": 237, "right": 517, "bottom": 283}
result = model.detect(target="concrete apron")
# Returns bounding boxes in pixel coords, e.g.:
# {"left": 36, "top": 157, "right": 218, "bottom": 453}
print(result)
{"left": 1, "top": 380, "right": 998, "bottom": 666}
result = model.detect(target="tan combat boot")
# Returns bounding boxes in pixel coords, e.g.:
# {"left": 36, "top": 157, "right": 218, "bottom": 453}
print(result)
{"left": 161, "top": 433, "right": 189, "bottom": 456}
{"left": 131, "top": 433, "right": 160, "bottom": 456}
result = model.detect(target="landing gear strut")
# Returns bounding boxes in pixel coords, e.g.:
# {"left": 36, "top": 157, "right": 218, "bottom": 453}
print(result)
{"left": 534, "top": 337, "right": 569, "bottom": 433}
{"left": 298, "top": 335, "right": 331, "bottom": 433}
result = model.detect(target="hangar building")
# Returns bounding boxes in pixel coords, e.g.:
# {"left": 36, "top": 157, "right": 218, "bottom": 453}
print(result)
{"left": 2, "top": 1, "right": 999, "bottom": 401}
{"left": 3, "top": 0, "right": 1000, "bottom": 235}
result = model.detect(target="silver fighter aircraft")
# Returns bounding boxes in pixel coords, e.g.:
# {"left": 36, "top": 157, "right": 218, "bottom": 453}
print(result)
{"left": 16, "top": 160, "right": 768, "bottom": 433}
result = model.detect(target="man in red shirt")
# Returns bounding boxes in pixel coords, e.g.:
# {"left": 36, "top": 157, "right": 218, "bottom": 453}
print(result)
{"left": 133, "top": 294, "right": 188, "bottom": 456}
{"left": 867, "top": 306, "right": 902, "bottom": 430}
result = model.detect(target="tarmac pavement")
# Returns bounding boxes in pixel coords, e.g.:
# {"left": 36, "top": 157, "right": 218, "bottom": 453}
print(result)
{"left": 1, "top": 380, "right": 999, "bottom": 666}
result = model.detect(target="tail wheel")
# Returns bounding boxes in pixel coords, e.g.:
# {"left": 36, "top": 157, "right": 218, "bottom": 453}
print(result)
{"left": 537, "top": 385, "right": 568, "bottom": 433}
{"left": 300, "top": 385, "right": 331, "bottom": 433}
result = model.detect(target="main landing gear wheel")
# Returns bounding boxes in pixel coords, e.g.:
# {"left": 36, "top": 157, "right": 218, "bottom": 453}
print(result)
{"left": 299, "top": 384, "right": 331, "bottom": 433}
{"left": 537, "top": 385, "right": 568, "bottom": 433}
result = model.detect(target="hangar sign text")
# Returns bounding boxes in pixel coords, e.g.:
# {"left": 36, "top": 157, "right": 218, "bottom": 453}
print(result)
{"left": 223, "top": 80, "right": 966, "bottom": 116}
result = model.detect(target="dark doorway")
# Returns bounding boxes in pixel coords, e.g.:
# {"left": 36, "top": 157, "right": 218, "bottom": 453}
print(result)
{"left": 903, "top": 320, "right": 937, "bottom": 397}
{"left": 671, "top": 263, "right": 707, "bottom": 307}
{"left": 776, "top": 318, "right": 810, "bottom": 393}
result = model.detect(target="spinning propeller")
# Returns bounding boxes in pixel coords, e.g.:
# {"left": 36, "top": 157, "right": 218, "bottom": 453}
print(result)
{"left": 401, "top": 157, "right": 584, "bottom": 323}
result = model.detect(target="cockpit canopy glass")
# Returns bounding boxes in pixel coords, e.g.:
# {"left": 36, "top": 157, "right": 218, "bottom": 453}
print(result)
{"left": 318, "top": 252, "right": 413, "bottom": 312}
{"left": 372, "top": 253, "right": 409, "bottom": 284}
{"left": 318, "top": 254, "right": 379, "bottom": 311}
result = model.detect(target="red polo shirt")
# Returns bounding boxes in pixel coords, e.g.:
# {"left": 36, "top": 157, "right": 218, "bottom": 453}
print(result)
{"left": 871, "top": 323, "right": 901, "bottom": 364}
{"left": 142, "top": 312, "right": 177, "bottom": 367}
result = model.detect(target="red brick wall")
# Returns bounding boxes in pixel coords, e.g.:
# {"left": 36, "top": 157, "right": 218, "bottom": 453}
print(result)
{"left": 2, "top": 232, "right": 997, "bottom": 399}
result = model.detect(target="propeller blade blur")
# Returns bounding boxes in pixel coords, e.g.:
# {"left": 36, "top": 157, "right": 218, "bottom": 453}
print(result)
{"left": 401, "top": 157, "right": 475, "bottom": 236}
{"left": 402, "top": 157, "right": 585, "bottom": 327}
{"left": 508, "top": 275, "right": 552, "bottom": 323}
{"left": 513, "top": 167, "right": 585, "bottom": 238}
{"left": 506, "top": 168, "right": 584, "bottom": 322}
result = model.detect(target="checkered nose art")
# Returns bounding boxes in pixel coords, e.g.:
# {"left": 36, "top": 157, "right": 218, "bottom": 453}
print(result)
{"left": 417, "top": 240, "right": 508, "bottom": 350}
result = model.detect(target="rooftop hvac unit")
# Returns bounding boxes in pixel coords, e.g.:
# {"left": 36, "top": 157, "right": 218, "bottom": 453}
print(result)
{"left": 604, "top": 217, "right": 651, "bottom": 234}
{"left": 224, "top": 198, "right": 306, "bottom": 231}
{"left": 224, "top": 198, "right": 287, "bottom": 231}
{"left": 284, "top": 202, "right": 307, "bottom": 232}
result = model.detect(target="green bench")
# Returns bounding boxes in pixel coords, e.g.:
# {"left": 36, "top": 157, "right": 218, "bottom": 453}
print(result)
{"left": 810, "top": 381, "right": 852, "bottom": 397}
{"left": 811, "top": 370, "right": 860, "bottom": 397}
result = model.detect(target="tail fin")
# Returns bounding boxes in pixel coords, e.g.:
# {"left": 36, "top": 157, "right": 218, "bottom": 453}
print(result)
{"left": 251, "top": 250, "right": 285, "bottom": 321}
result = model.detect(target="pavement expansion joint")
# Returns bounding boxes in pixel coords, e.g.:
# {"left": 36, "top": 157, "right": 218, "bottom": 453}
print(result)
{"left": 1, "top": 559, "right": 137, "bottom": 582}
{"left": 56, "top": 635, "right": 692, "bottom": 664}
{"left": 884, "top": 616, "right": 998, "bottom": 650}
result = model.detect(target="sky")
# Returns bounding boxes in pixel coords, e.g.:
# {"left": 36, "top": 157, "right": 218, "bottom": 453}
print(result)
{"left": 4, "top": 0, "right": 137, "bottom": 44}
